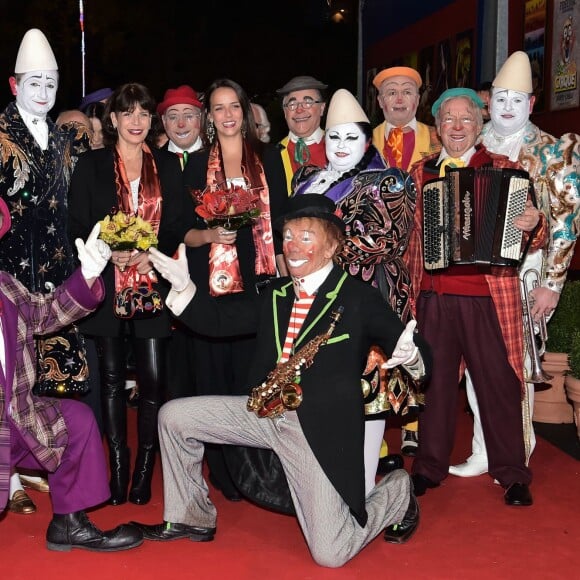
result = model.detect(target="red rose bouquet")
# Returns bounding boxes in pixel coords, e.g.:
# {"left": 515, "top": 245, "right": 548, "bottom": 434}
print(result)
{"left": 191, "top": 185, "right": 261, "bottom": 230}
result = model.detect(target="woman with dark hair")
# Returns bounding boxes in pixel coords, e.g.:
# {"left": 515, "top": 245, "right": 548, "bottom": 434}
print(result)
{"left": 182, "top": 78, "right": 287, "bottom": 500}
{"left": 68, "top": 82, "right": 195, "bottom": 506}
{"left": 84, "top": 101, "right": 107, "bottom": 149}
{"left": 293, "top": 89, "right": 419, "bottom": 495}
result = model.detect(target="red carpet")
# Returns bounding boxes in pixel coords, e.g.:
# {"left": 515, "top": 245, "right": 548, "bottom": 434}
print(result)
{"left": 3, "top": 397, "right": 579, "bottom": 579}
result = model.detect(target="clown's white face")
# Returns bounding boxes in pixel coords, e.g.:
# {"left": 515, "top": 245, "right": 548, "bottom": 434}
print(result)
{"left": 16, "top": 70, "right": 58, "bottom": 117}
{"left": 325, "top": 122, "right": 367, "bottom": 173}
{"left": 489, "top": 88, "right": 533, "bottom": 136}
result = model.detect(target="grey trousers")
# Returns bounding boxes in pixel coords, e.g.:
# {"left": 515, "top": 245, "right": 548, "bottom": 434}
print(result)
{"left": 158, "top": 395, "right": 410, "bottom": 568}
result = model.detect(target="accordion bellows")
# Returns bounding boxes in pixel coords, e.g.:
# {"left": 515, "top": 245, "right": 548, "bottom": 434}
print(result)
{"left": 422, "top": 166, "right": 532, "bottom": 270}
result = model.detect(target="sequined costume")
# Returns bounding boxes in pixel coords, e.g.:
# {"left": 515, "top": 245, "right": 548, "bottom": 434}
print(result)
{"left": 293, "top": 148, "right": 421, "bottom": 414}
{"left": 0, "top": 101, "right": 88, "bottom": 291}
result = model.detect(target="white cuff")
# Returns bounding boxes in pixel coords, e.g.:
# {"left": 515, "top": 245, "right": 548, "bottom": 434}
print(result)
{"left": 165, "top": 280, "right": 197, "bottom": 316}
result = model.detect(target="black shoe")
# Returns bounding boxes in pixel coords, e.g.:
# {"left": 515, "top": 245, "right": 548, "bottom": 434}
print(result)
{"left": 411, "top": 473, "right": 440, "bottom": 497}
{"left": 401, "top": 429, "right": 419, "bottom": 457}
{"left": 130, "top": 521, "right": 216, "bottom": 542}
{"left": 384, "top": 493, "right": 420, "bottom": 544}
{"left": 377, "top": 454, "right": 404, "bottom": 475}
{"left": 46, "top": 511, "right": 143, "bottom": 552}
{"left": 209, "top": 473, "right": 242, "bottom": 502}
{"left": 504, "top": 483, "right": 533, "bottom": 506}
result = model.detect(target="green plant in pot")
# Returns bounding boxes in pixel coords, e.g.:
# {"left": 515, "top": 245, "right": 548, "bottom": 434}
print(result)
{"left": 546, "top": 279, "right": 580, "bottom": 378}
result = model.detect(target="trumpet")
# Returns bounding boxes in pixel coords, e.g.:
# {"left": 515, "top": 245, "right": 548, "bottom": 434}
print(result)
{"left": 520, "top": 268, "right": 553, "bottom": 383}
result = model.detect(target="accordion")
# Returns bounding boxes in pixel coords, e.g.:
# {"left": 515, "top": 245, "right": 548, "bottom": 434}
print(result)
{"left": 422, "top": 166, "right": 532, "bottom": 270}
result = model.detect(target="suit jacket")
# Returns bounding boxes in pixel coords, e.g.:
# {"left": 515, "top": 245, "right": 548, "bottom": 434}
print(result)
{"left": 67, "top": 146, "right": 197, "bottom": 337}
{"left": 372, "top": 120, "right": 440, "bottom": 172}
{"left": 176, "top": 265, "right": 432, "bottom": 526}
{"left": 0, "top": 269, "right": 104, "bottom": 510}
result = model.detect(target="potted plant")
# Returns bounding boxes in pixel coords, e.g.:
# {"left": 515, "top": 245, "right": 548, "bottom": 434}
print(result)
{"left": 537, "top": 279, "right": 580, "bottom": 433}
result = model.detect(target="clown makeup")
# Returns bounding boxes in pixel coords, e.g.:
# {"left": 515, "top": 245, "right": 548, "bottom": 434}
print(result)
{"left": 490, "top": 89, "right": 532, "bottom": 136}
{"left": 282, "top": 218, "right": 337, "bottom": 278}
{"left": 325, "top": 122, "right": 367, "bottom": 173}
{"left": 16, "top": 70, "right": 58, "bottom": 117}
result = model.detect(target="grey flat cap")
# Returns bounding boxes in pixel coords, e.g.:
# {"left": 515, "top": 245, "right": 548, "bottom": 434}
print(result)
{"left": 276, "top": 75, "right": 328, "bottom": 95}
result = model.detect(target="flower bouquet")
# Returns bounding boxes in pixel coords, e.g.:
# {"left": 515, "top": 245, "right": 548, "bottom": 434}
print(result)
{"left": 191, "top": 185, "right": 261, "bottom": 230}
{"left": 98, "top": 210, "right": 158, "bottom": 251}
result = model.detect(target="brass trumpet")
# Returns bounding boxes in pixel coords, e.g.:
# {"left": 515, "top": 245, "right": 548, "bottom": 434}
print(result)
{"left": 520, "top": 269, "right": 553, "bottom": 383}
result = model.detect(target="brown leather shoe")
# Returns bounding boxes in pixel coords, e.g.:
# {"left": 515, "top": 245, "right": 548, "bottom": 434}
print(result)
{"left": 20, "top": 475, "right": 50, "bottom": 493}
{"left": 8, "top": 489, "right": 37, "bottom": 514}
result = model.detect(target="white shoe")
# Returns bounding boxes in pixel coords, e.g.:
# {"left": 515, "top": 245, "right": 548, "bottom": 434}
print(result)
{"left": 448, "top": 455, "right": 488, "bottom": 477}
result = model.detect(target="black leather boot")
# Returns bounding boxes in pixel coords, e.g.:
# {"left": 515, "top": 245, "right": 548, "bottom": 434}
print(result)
{"left": 128, "top": 399, "right": 158, "bottom": 505}
{"left": 46, "top": 511, "right": 143, "bottom": 552}
{"left": 103, "top": 396, "right": 129, "bottom": 505}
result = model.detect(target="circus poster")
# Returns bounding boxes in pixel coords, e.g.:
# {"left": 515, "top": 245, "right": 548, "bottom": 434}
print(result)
{"left": 551, "top": 0, "right": 579, "bottom": 110}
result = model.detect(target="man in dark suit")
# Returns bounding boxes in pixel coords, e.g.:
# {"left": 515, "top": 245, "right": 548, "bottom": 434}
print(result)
{"left": 134, "top": 195, "right": 432, "bottom": 567}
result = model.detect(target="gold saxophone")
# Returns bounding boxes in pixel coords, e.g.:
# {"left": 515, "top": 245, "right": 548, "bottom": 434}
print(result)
{"left": 247, "top": 306, "right": 344, "bottom": 419}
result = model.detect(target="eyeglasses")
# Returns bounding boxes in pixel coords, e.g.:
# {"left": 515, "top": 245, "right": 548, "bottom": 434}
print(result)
{"left": 283, "top": 100, "right": 323, "bottom": 111}
{"left": 165, "top": 112, "right": 201, "bottom": 124}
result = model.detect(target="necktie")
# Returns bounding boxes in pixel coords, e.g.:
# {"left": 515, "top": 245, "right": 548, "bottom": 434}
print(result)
{"left": 439, "top": 157, "right": 466, "bottom": 177}
{"left": 176, "top": 151, "right": 189, "bottom": 170}
{"left": 280, "top": 290, "right": 314, "bottom": 362}
{"left": 386, "top": 127, "right": 404, "bottom": 168}
{"left": 294, "top": 138, "right": 311, "bottom": 165}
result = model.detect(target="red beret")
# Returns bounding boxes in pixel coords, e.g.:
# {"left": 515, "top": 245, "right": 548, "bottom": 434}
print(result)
{"left": 157, "top": 85, "right": 202, "bottom": 115}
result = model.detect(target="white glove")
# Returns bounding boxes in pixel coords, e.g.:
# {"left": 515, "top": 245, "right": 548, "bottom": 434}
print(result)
{"left": 383, "top": 320, "right": 419, "bottom": 369}
{"left": 149, "top": 243, "right": 190, "bottom": 292}
{"left": 75, "top": 222, "right": 112, "bottom": 279}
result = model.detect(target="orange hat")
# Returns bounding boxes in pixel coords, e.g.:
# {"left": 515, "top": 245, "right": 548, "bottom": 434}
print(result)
{"left": 372, "top": 66, "right": 422, "bottom": 90}
{"left": 157, "top": 85, "right": 202, "bottom": 115}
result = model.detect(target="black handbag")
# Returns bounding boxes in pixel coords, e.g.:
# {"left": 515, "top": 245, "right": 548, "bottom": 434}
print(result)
{"left": 114, "top": 267, "right": 163, "bottom": 320}
{"left": 33, "top": 324, "right": 90, "bottom": 397}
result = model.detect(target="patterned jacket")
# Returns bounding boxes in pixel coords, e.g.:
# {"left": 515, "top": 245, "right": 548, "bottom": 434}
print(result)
{"left": 481, "top": 123, "right": 580, "bottom": 293}
{"left": 0, "top": 102, "right": 89, "bottom": 292}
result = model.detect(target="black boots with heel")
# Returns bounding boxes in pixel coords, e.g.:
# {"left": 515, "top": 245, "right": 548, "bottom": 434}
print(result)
{"left": 128, "top": 398, "right": 158, "bottom": 505}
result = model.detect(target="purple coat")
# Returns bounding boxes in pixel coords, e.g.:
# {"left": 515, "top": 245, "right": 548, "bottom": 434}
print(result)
{"left": 0, "top": 269, "right": 104, "bottom": 510}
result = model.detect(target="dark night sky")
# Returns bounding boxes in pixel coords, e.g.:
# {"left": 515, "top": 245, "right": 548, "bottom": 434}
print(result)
{"left": 1, "top": 0, "right": 357, "bottom": 139}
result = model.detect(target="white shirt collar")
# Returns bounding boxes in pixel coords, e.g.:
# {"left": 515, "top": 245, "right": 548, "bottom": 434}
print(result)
{"left": 436, "top": 146, "right": 477, "bottom": 167}
{"left": 167, "top": 136, "right": 202, "bottom": 154}
{"left": 289, "top": 127, "right": 324, "bottom": 145}
{"left": 385, "top": 118, "right": 418, "bottom": 135}
{"left": 292, "top": 261, "right": 334, "bottom": 298}
{"left": 479, "top": 122, "right": 525, "bottom": 162}
{"left": 17, "top": 104, "right": 48, "bottom": 150}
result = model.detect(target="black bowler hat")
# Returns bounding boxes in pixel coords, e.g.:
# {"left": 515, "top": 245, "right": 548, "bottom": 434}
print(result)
{"left": 275, "top": 194, "right": 345, "bottom": 233}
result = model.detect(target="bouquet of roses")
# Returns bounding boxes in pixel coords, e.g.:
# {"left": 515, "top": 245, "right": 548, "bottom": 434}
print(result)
{"left": 191, "top": 185, "right": 261, "bottom": 230}
{"left": 98, "top": 210, "right": 158, "bottom": 251}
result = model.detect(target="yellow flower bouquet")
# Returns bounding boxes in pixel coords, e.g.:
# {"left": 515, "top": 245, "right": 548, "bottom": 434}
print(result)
{"left": 98, "top": 210, "right": 158, "bottom": 251}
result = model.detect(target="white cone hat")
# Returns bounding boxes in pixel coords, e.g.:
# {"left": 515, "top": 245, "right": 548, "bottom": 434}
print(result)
{"left": 15, "top": 29, "right": 58, "bottom": 74}
{"left": 325, "top": 89, "right": 369, "bottom": 128}
{"left": 493, "top": 51, "right": 532, "bottom": 93}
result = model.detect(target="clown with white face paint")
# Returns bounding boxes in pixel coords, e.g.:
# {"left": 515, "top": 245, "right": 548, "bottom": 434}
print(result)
{"left": 293, "top": 89, "right": 420, "bottom": 496}
{"left": 450, "top": 51, "right": 580, "bottom": 481}
{"left": 0, "top": 29, "right": 94, "bottom": 515}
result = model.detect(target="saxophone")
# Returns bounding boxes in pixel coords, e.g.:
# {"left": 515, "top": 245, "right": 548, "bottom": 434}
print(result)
{"left": 247, "top": 306, "right": 344, "bottom": 419}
